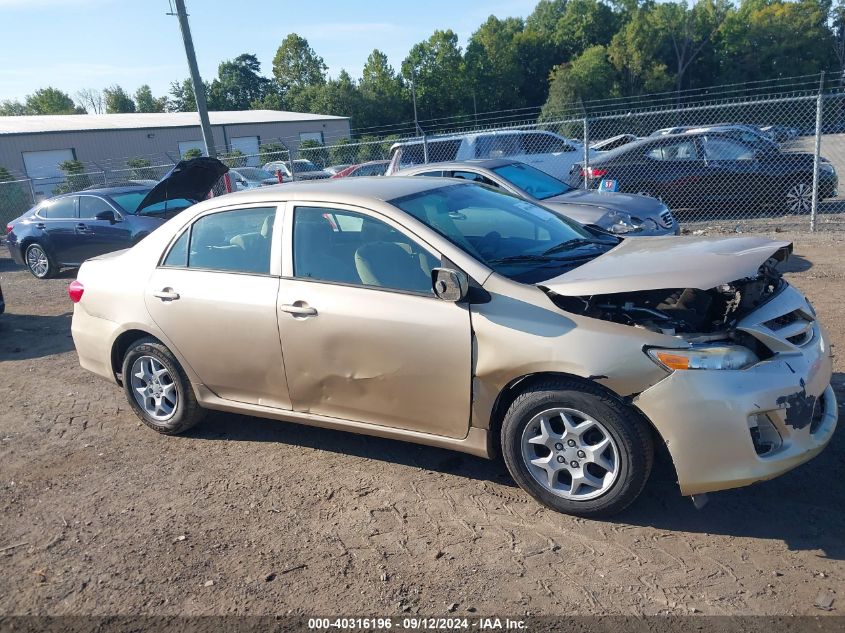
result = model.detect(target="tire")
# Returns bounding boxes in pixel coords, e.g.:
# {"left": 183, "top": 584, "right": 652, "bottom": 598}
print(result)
{"left": 121, "top": 337, "right": 205, "bottom": 435}
{"left": 784, "top": 182, "right": 812, "bottom": 214}
{"left": 501, "top": 378, "right": 654, "bottom": 518}
{"left": 25, "top": 243, "right": 56, "bottom": 279}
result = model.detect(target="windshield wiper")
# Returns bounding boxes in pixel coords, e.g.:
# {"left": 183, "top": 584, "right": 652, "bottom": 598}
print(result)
{"left": 489, "top": 254, "right": 559, "bottom": 264}
{"left": 542, "top": 238, "right": 613, "bottom": 255}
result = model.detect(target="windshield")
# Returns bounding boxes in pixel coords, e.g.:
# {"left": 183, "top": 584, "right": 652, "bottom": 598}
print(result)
{"left": 390, "top": 184, "right": 617, "bottom": 283}
{"left": 492, "top": 163, "right": 572, "bottom": 200}
{"left": 238, "top": 168, "right": 275, "bottom": 180}
{"left": 110, "top": 191, "right": 195, "bottom": 215}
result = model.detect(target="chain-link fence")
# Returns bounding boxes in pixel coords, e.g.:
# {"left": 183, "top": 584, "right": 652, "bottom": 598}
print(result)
{"left": 3, "top": 75, "right": 844, "bottom": 235}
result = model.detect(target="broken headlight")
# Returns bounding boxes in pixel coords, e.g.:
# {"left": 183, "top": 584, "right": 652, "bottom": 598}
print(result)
{"left": 647, "top": 344, "right": 759, "bottom": 371}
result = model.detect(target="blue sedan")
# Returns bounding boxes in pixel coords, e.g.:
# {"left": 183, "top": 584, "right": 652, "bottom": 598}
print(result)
{"left": 6, "top": 158, "right": 226, "bottom": 279}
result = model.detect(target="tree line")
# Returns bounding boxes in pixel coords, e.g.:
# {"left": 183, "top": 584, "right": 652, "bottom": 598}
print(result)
{"left": 1, "top": 0, "right": 843, "bottom": 136}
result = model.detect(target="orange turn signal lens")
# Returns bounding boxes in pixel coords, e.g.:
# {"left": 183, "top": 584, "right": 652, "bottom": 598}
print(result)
{"left": 652, "top": 351, "right": 690, "bottom": 371}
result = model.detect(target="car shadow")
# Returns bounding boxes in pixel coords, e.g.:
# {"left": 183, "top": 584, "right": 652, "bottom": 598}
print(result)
{"left": 187, "top": 411, "right": 515, "bottom": 486}
{"left": 188, "top": 371, "right": 843, "bottom": 561}
{"left": 0, "top": 257, "right": 20, "bottom": 272}
{"left": 781, "top": 253, "right": 813, "bottom": 273}
{"left": 0, "top": 312, "right": 75, "bottom": 360}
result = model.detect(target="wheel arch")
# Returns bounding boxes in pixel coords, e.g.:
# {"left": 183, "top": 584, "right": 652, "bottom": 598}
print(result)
{"left": 486, "top": 371, "right": 665, "bottom": 461}
{"left": 111, "top": 329, "right": 163, "bottom": 384}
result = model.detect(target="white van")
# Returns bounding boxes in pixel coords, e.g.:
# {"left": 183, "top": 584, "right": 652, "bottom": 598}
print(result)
{"left": 386, "top": 129, "right": 593, "bottom": 180}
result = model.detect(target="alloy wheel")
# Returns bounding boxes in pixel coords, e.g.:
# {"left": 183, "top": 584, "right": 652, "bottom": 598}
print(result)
{"left": 786, "top": 183, "right": 812, "bottom": 214}
{"left": 26, "top": 245, "right": 50, "bottom": 278}
{"left": 129, "top": 355, "right": 178, "bottom": 421}
{"left": 520, "top": 407, "right": 620, "bottom": 501}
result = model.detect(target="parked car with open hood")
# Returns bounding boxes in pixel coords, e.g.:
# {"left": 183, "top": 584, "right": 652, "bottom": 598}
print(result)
{"left": 386, "top": 129, "right": 594, "bottom": 181}
{"left": 569, "top": 131, "right": 838, "bottom": 214}
{"left": 396, "top": 159, "right": 678, "bottom": 236}
{"left": 70, "top": 177, "right": 836, "bottom": 518}
{"left": 6, "top": 157, "right": 227, "bottom": 278}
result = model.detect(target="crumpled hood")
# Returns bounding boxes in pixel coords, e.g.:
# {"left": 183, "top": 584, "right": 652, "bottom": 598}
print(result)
{"left": 540, "top": 235, "right": 792, "bottom": 296}
{"left": 136, "top": 157, "right": 228, "bottom": 214}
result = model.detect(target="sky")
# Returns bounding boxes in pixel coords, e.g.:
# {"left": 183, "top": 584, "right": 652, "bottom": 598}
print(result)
{"left": 0, "top": 0, "right": 539, "bottom": 104}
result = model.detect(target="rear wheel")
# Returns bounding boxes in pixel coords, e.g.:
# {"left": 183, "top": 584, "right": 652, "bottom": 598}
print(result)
{"left": 25, "top": 243, "right": 55, "bottom": 279}
{"left": 784, "top": 182, "right": 812, "bottom": 214}
{"left": 122, "top": 337, "right": 205, "bottom": 435}
{"left": 501, "top": 378, "right": 654, "bottom": 518}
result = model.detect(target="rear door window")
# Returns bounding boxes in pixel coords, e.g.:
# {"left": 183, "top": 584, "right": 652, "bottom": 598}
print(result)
{"left": 40, "top": 196, "right": 76, "bottom": 219}
{"left": 645, "top": 140, "right": 699, "bottom": 161}
{"left": 702, "top": 137, "right": 755, "bottom": 161}
{"left": 172, "top": 207, "right": 277, "bottom": 274}
{"left": 520, "top": 133, "right": 575, "bottom": 155}
{"left": 475, "top": 134, "right": 520, "bottom": 158}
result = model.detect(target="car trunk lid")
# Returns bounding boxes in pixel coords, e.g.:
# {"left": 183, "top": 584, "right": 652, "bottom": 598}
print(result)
{"left": 135, "top": 157, "right": 228, "bottom": 214}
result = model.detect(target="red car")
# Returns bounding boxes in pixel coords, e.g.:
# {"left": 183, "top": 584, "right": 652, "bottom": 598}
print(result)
{"left": 330, "top": 160, "right": 389, "bottom": 179}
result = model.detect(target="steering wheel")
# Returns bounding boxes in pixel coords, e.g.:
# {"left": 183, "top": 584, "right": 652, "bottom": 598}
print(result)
{"left": 476, "top": 231, "right": 502, "bottom": 258}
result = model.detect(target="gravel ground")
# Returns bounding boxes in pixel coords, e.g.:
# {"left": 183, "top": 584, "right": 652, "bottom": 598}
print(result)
{"left": 0, "top": 231, "right": 843, "bottom": 618}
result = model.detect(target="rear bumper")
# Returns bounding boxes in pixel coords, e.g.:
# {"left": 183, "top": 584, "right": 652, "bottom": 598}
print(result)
{"left": 634, "top": 322, "right": 837, "bottom": 496}
{"left": 71, "top": 305, "right": 120, "bottom": 383}
{"left": 6, "top": 239, "right": 24, "bottom": 265}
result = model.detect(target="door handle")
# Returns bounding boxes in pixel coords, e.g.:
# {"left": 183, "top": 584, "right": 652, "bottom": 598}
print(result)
{"left": 153, "top": 288, "right": 180, "bottom": 301}
{"left": 280, "top": 303, "right": 317, "bottom": 317}
{"left": 36, "top": 223, "right": 45, "bottom": 229}
{"left": 76, "top": 223, "right": 91, "bottom": 233}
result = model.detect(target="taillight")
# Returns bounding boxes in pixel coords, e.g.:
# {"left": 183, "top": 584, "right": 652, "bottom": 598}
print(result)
{"left": 68, "top": 280, "right": 84, "bottom": 303}
{"left": 5, "top": 224, "right": 12, "bottom": 235}
{"left": 580, "top": 167, "right": 608, "bottom": 179}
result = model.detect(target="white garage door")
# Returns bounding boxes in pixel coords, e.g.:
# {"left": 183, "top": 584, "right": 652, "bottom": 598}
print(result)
{"left": 231, "top": 136, "right": 260, "bottom": 166}
{"left": 23, "top": 148, "right": 76, "bottom": 198}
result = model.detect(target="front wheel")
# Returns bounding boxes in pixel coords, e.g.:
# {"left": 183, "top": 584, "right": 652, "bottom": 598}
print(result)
{"left": 501, "top": 378, "right": 654, "bottom": 518}
{"left": 784, "top": 182, "right": 813, "bottom": 214}
{"left": 25, "top": 243, "right": 55, "bottom": 279}
{"left": 122, "top": 337, "right": 205, "bottom": 435}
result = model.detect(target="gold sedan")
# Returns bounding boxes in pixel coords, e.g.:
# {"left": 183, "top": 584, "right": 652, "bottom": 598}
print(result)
{"left": 70, "top": 177, "right": 837, "bottom": 517}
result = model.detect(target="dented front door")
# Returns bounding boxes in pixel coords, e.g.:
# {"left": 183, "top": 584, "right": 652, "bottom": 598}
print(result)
{"left": 276, "top": 203, "right": 473, "bottom": 439}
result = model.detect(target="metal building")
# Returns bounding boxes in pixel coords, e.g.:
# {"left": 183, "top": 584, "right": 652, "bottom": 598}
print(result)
{"left": 0, "top": 110, "right": 351, "bottom": 196}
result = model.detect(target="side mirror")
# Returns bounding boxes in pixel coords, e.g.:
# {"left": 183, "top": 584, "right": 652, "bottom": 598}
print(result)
{"left": 431, "top": 267, "right": 468, "bottom": 302}
{"left": 95, "top": 209, "right": 117, "bottom": 224}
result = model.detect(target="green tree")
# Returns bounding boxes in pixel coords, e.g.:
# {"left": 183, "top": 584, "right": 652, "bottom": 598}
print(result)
{"left": 554, "top": 0, "right": 619, "bottom": 59}
{"left": 0, "top": 166, "right": 31, "bottom": 225}
{"left": 126, "top": 158, "right": 157, "bottom": 180}
{"left": 182, "top": 148, "right": 203, "bottom": 160}
{"left": 25, "top": 87, "right": 84, "bottom": 114}
{"left": 0, "top": 100, "right": 27, "bottom": 116}
{"left": 168, "top": 79, "right": 197, "bottom": 112}
{"left": 609, "top": 9, "right": 675, "bottom": 96}
{"left": 135, "top": 85, "right": 167, "bottom": 113}
{"left": 718, "top": 0, "right": 836, "bottom": 82}
{"left": 402, "top": 30, "right": 469, "bottom": 122}
{"left": 219, "top": 149, "right": 246, "bottom": 168}
{"left": 465, "top": 16, "right": 525, "bottom": 112}
{"left": 541, "top": 45, "right": 619, "bottom": 119}
{"left": 328, "top": 137, "right": 355, "bottom": 166}
{"left": 358, "top": 50, "right": 408, "bottom": 131}
{"left": 54, "top": 159, "right": 91, "bottom": 194}
{"left": 258, "top": 142, "right": 289, "bottom": 164}
{"left": 207, "top": 53, "right": 270, "bottom": 110}
{"left": 288, "top": 69, "right": 361, "bottom": 118}
{"left": 103, "top": 85, "right": 136, "bottom": 113}
{"left": 272, "top": 34, "right": 327, "bottom": 100}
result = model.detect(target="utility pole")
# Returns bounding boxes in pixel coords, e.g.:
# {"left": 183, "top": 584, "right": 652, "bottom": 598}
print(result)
{"left": 172, "top": 0, "right": 216, "bottom": 158}
{"left": 409, "top": 68, "right": 428, "bottom": 163}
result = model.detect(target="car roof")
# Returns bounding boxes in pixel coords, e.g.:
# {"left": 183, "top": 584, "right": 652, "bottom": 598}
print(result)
{"left": 389, "top": 129, "right": 561, "bottom": 149}
{"left": 396, "top": 158, "right": 516, "bottom": 173}
{"left": 189, "top": 175, "right": 465, "bottom": 208}
{"left": 49, "top": 185, "right": 151, "bottom": 200}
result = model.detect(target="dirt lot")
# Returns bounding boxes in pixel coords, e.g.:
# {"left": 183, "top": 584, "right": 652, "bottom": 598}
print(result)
{"left": 0, "top": 230, "right": 843, "bottom": 618}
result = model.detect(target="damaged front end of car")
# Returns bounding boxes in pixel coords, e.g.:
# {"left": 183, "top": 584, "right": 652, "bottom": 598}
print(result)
{"left": 533, "top": 237, "right": 837, "bottom": 497}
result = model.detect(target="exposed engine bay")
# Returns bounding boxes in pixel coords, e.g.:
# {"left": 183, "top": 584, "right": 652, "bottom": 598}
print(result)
{"left": 545, "top": 258, "right": 784, "bottom": 341}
